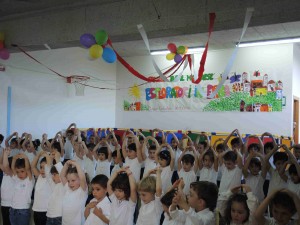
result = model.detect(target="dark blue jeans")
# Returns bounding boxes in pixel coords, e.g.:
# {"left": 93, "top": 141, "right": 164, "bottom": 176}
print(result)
{"left": 46, "top": 217, "right": 62, "bottom": 225}
{"left": 9, "top": 208, "right": 30, "bottom": 225}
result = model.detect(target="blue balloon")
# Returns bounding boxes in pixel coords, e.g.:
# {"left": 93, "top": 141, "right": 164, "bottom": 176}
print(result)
{"left": 80, "top": 33, "right": 96, "bottom": 48}
{"left": 102, "top": 47, "right": 117, "bottom": 63}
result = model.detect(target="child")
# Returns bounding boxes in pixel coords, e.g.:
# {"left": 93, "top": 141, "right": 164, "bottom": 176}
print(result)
{"left": 136, "top": 168, "right": 163, "bottom": 225}
{"left": 107, "top": 167, "right": 137, "bottom": 225}
{"left": 3, "top": 150, "right": 34, "bottom": 225}
{"left": 254, "top": 189, "right": 300, "bottom": 225}
{"left": 156, "top": 143, "right": 175, "bottom": 193}
{"left": 84, "top": 174, "right": 111, "bottom": 225}
{"left": 217, "top": 185, "right": 258, "bottom": 225}
{"left": 177, "top": 146, "right": 198, "bottom": 195}
{"left": 31, "top": 150, "right": 52, "bottom": 225}
{"left": 242, "top": 150, "right": 266, "bottom": 203}
{"left": 61, "top": 160, "right": 88, "bottom": 225}
{"left": 167, "top": 132, "right": 181, "bottom": 183}
{"left": 46, "top": 151, "right": 65, "bottom": 225}
{"left": 169, "top": 180, "right": 218, "bottom": 225}
{"left": 290, "top": 144, "right": 300, "bottom": 163}
{"left": 213, "top": 138, "right": 226, "bottom": 187}
{"left": 224, "top": 129, "right": 243, "bottom": 152}
{"left": 94, "top": 140, "right": 112, "bottom": 178}
{"left": 141, "top": 136, "right": 160, "bottom": 178}
{"left": 111, "top": 144, "right": 123, "bottom": 176}
{"left": 218, "top": 149, "right": 243, "bottom": 193}
{"left": 5, "top": 132, "right": 20, "bottom": 157}
{"left": 82, "top": 142, "right": 97, "bottom": 181}
{"left": 64, "top": 123, "right": 76, "bottom": 162}
{"left": 198, "top": 148, "right": 218, "bottom": 184}
{"left": 50, "top": 132, "right": 65, "bottom": 162}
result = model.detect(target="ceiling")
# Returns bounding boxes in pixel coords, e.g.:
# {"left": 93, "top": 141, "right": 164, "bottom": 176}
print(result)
{"left": 1, "top": 0, "right": 300, "bottom": 56}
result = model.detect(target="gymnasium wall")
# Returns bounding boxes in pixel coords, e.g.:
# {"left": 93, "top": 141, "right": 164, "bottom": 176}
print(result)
{"left": 293, "top": 43, "right": 300, "bottom": 99}
{"left": 116, "top": 44, "right": 294, "bottom": 136}
{"left": 0, "top": 47, "right": 117, "bottom": 138}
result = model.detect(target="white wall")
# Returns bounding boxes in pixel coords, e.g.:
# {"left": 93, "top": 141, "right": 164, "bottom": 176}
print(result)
{"left": 116, "top": 44, "right": 294, "bottom": 136}
{"left": 293, "top": 43, "right": 300, "bottom": 98}
{"left": 0, "top": 47, "right": 116, "bottom": 138}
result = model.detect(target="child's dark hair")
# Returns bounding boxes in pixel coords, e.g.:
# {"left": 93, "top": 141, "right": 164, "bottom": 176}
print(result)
{"left": 230, "top": 137, "right": 241, "bottom": 146}
{"left": 203, "top": 150, "right": 214, "bottom": 162}
{"left": 155, "top": 136, "right": 163, "bottom": 145}
{"left": 86, "top": 143, "right": 96, "bottom": 151}
{"left": 52, "top": 141, "right": 62, "bottom": 153}
{"left": 264, "top": 142, "right": 274, "bottom": 154}
{"left": 98, "top": 147, "right": 108, "bottom": 159}
{"left": 270, "top": 191, "right": 296, "bottom": 215}
{"left": 128, "top": 143, "right": 137, "bottom": 152}
{"left": 139, "top": 136, "right": 144, "bottom": 142}
{"left": 223, "top": 151, "right": 237, "bottom": 162}
{"left": 91, "top": 174, "right": 108, "bottom": 189}
{"left": 288, "top": 164, "right": 298, "bottom": 175}
{"left": 273, "top": 151, "right": 288, "bottom": 164}
{"left": 199, "top": 141, "right": 208, "bottom": 149}
{"left": 40, "top": 157, "right": 47, "bottom": 165}
{"left": 216, "top": 143, "right": 225, "bottom": 152}
{"left": 247, "top": 143, "right": 259, "bottom": 152}
{"left": 161, "top": 189, "right": 176, "bottom": 207}
{"left": 149, "top": 144, "right": 157, "bottom": 151}
{"left": 111, "top": 173, "right": 131, "bottom": 200}
{"left": 15, "top": 158, "right": 25, "bottom": 169}
{"left": 190, "top": 181, "right": 218, "bottom": 211}
{"left": 0, "top": 134, "right": 4, "bottom": 143}
{"left": 33, "top": 139, "right": 40, "bottom": 150}
{"left": 249, "top": 157, "right": 262, "bottom": 170}
{"left": 181, "top": 154, "right": 195, "bottom": 165}
{"left": 10, "top": 138, "right": 18, "bottom": 146}
{"left": 67, "top": 165, "right": 78, "bottom": 174}
{"left": 159, "top": 150, "right": 171, "bottom": 166}
{"left": 66, "top": 130, "right": 74, "bottom": 136}
{"left": 50, "top": 165, "right": 59, "bottom": 174}
{"left": 224, "top": 193, "right": 249, "bottom": 224}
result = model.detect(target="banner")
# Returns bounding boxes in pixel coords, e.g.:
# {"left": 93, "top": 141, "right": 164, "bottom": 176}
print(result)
{"left": 123, "top": 71, "right": 284, "bottom": 112}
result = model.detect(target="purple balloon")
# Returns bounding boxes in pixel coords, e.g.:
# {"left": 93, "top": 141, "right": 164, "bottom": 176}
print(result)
{"left": 80, "top": 33, "right": 96, "bottom": 48}
{"left": 174, "top": 54, "right": 182, "bottom": 63}
{"left": 0, "top": 48, "right": 9, "bottom": 60}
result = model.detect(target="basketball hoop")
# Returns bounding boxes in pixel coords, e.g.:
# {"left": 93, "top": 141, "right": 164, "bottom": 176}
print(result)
{"left": 66, "top": 75, "right": 90, "bottom": 96}
{"left": 0, "top": 63, "right": 5, "bottom": 72}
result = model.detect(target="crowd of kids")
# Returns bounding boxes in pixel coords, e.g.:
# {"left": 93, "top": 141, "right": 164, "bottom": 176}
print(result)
{"left": 0, "top": 124, "right": 300, "bottom": 225}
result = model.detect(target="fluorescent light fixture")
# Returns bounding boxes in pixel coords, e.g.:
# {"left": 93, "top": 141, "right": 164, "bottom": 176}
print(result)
{"left": 150, "top": 47, "right": 205, "bottom": 55}
{"left": 238, "top": 37, "right": 300, "bottom": 48}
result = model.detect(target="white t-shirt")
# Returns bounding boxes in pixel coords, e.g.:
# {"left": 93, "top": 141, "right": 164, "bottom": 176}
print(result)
{"left": 143, "top": 158, "right": 157, "bottom": 178}
{"left": 73, "top": 155, "right": 85, "bottom": 171}
{"left": 83, "top": 155, "right": 97, "bottom": 181}
{"left": 24, "top": 151, "right": 35, "bottom": 163}
{"left": 10, "top": 148, "right": 20, "bottom": 157}
{"left": 62, "top": 185, "right": 88, "bottom": 225}
{"left": 264, "top": 217, "right": 298, "bottom": 225}
{"left": 173, "top": 148, "right": 182, "bottom": 171}
{"left": 161, "top": 166, "right": 173, "bottom": 193}
{"left": 11, "top": 175, "right": 35, "bottom": 209}
{"left": 1, "top": 173, "right": 15, "bottom": 207}
{"left": 245, "top": 173, "right": 265, "bottom": 203}
{"left": 268, "top": 167, "right": 287, "bottom": 195}
{"left": 32, "top": 175, "right": 52, "bottom": 212}
{"left": 124, "top": 157, "right": 141, "bottom": 182}
{"left": 109, "top": 193, "right": 136, "bottom": 225}
{"left": 64, "top": 139, "right": 74, "bottom": 160}
{"left": 47, "top": 182, "right": 65, "bottom": 218}
{"left": 136, "top": 195, "right": 163, "bottom": 225}
{"left": 287, "top": 179, "right": 300, "bottom": 196}
{"left": 178, "top": 169, "right": 196, "bottom": 196}
{"left": 96, "top": 160, "right": 111, "bottom": 178}
{"left": 169, "top": 207, "right": 215, "bottom": 225}
{"left": 199, "top": 167, "right": 218, "bottom": 184}
{"left": 162, "top": 212, "right": 185, "bottom": 225}
{"left": 84, "top": 197, "right": 111, "bottom": 225}
{"left": 219, "top": 165, "right": 242, "bottom": 193}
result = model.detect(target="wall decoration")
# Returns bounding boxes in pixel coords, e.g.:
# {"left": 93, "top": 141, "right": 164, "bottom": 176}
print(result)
{"left": 123, "top": 71, "right": 283, "bottom": 112}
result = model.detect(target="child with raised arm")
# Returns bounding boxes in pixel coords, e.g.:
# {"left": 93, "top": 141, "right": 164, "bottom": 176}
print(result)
{"left": 107, "top": 167, "right": 137, "bottom": 225}
{"left": 81, "top": 142, "right": 97, "bottom": 181}
{"left": 177, "top": 146, "right": 198, "bottom": 196}
{"left": 198, "top": 147, "right": 218, "bottom": 184}
{"left": 94, "top": 139, "right": 112, "bottom": 178}
{"left": 224, "top": 129, "right": 244, "bottom": 153}
{"left": 61, "top": 160, "right": 88, "bottom": 225}
{"left": 21, "top": 133, "right": 36, "bottom": 163}
{"left": 169, "top": 180, "right": 218, "bottom": 225}
{"left": 156, "top": 143, "right": 175, "bottom": 193}
{"left": 254, "top": 189, "right": 300, "bottom": 225}
{"left": 4, "top": 150, "right": 34, "bottom": 225}
{"left": 141, "top": 136, "right": 160, "bottom": 178}
{"left": 84, "top": 174, "right": 111, "bottom": 225}
{"left": 5, "top": 132, "right": 20, "bottom": 157}
{"left": 50, "top": 132, "right": 65, "bottom": 162}
{"left": 31, "top": 150, "right": 52, "bottom": 225}
{"left": 122, "top": 131, "right": 143, "bottom": 182}
{"left": 64, "top": 123, "right": 76, "bottom": 162}
{"left": 136, "top": 168, "right": 163, "bottom": 225}
{"left": 167, "top": 131, "right": 181, "bottom": 183}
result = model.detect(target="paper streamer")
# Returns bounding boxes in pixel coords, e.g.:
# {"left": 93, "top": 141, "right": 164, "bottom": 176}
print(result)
{"left": 207, "top": 7, "right": 254, "bottom": 98}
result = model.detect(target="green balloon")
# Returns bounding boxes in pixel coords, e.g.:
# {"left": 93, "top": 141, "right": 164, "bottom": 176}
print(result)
{"left": 177, "top": 46, "right": 185, "bottom": 54}
{"left": 95, "top": 30, "right": 108, "bottom": 45}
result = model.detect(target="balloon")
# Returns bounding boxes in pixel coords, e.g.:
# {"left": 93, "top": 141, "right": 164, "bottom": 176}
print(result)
{"left": 177, "top": 46, "right": 185, "bottom": 54}
{"left": 0, "top": 48, "right": 10, "bottom": 60}
{"left": 89, "top": 45, "right": 103, "bottom": 59}
{"left": 184, "top": 46, "right": 188, "bottom": 54}
{"left": 102, "top": 47, "right": 117, "bottom": 63}
{"left": 80, "top": 33, "right": 96, "bottom": 48}
{"left": 0, "top": 32, "right": 4, "bottom": 41}
{"left": 174, "top": 54, "right": 182, "bottom": 63}
{"left": 167, "top": 43, "right": 177, "bottom": 53}
{"left": 166, "top": 52, "right": 175, "bottom": 60}
{"left": 95, "top": 30, "right": 108, "bottom": 45}
{"left": 0, "top": 41, "right": 3, "bottom": 50}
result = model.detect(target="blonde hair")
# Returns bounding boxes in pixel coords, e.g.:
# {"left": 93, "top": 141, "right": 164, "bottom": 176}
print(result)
{"left": 138, "top": 176, "right": 156, "bottom": 193}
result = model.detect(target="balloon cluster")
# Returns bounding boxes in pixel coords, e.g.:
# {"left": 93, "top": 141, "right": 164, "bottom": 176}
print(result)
{"left": 0, "top": 32, "right": 10, "bottom": 60}
{"left": 80, "top": 30, "right": 117, "bottom": 63}
{"left": 166, "top": 43, "right": 188, "bottom": 64}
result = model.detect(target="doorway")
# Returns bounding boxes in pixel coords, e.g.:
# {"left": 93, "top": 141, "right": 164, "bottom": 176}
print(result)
{"left": 294, "top": 97, "right": 299, "bottom": 144}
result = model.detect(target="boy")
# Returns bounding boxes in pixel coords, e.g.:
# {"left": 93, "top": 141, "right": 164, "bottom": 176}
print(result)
{"left": 84, "top": 174, "right": 111, "bottom": 225}
{"left": 5, "top": 132, "right": 20, "bottom": 157}
{"left": 141, "top": 136, "right": 159, "bottom": 178}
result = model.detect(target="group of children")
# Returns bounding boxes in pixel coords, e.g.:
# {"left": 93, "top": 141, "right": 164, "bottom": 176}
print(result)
{"left": 0, "top": 124, "right": 300, "bottom": 225}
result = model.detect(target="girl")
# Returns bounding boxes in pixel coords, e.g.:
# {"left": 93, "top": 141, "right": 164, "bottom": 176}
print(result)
{"left": 167, "top": 131, "right": 181, "bottom": 183}
{"left": 136, "top": 168, "right": 163, "bottom": 225}
{"left": 141, "top": 136, "right": 160, "bottom": 177}
{"left": 155, "top": 143, "right": 175, "bottom": 193}
{"left": 107, "top": 167, "right": 137, "bottom": 225}
{"left": 94, "top": 139, "right": 112, "bottom": 178}
{"left": 217, "top": 185, "right": 258, "bottom": 225}
{"left": 31, "top": 150, "right": 52, "bottom": 225}
{"left": 198, "top": 148, "right": 218, "bottom": 184}
{"left": 61, "top": 160, "right": 88, "bottom": 225}
{"left": 21, "top": 133, "right": 36, "bottom": 163}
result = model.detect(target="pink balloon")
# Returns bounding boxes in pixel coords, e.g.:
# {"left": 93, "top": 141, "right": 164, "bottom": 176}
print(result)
{"left": 167, "top": 43, "right": 177, "bottom": 53}
{"left": 0, "top": 48, "right": 9, "bottom": 60}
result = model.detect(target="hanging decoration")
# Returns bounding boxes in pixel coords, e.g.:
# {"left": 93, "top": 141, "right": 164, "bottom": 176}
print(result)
{"left": 166, "top": 43, "right": 188, "bottom": 64}
{"left": 0, "top": 32, "right": 10, "bottom": 60}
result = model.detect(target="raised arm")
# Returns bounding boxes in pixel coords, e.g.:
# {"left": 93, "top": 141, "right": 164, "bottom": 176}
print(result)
{"left": 121, "top": 135, "right": 128, "bottom": 159}
{"left": 242, "top": 151, "right": 255, "bottom": 178}
{"left": 60, "top": 160, "right": 70, "bottom": 185}
{"left": 177, "top": 148, "right": 187, "bottom": 171}
{"left": 156, "top": 168, "right": 162, "bottom": 197}
{"left": 167, "top": 144, "right": 175, "bottom": 171}
{"left": 125, "top": 167, "right": 137, "bottom": 203}
{"left": 191, "top": 146, "right": 199, "bottom": 172}
{"left": 31, "top": 151, "right": 44, "bottom": 177}
{"left": 5, "top": 132, "right": 18, "bottom": 147}
{"left": 224, "top": 129, "right": 236, "bottom": 150}
{"left": 2, "top": 148, "right": 13, "bottom": 176}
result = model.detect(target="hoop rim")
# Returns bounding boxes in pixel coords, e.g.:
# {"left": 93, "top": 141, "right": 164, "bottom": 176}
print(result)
{"left": 66, "top": 75, "right": 90, "bottom": 83}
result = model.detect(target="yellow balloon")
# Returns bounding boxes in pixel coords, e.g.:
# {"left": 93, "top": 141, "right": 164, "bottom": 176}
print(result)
{"left": 166, "top": 52, "right": 175, "bottom": 60}
{"left": 89, "top": 44, "right": 103, "bottom": 59}
{"left": 184, "top": 46, "right": 188, "bottom": 54}
{"left": 0, "top": 32, "right": 4, "bottom": 41}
